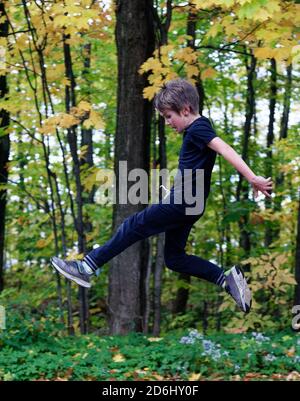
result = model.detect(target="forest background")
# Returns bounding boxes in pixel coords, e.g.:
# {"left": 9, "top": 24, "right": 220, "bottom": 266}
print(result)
{"left": 0, "top": 0, "right": 300, "bottom": 381}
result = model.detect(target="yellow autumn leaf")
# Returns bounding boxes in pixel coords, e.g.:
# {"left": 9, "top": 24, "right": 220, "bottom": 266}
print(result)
{"left": 206, "top": 24, "right": 222, "bottom": 39}
{"left": 224, "top": 24, "right": 240, "bottom": 37}
{"left": 46, "top": 64, "right": 66, "bottom": 83}
{"left": 53, "top": 15, "right": 69, "bottom": 29}
{"left": 78, "top": 101, "right": 92, "bottom": 112}
{"left": 189, "top": 372, "right": 201, "bottom": 381}
{"left": 282, "top": 276, "right": 297, "bottom": 285}
{"left": 221, "top": 15, "right": 233, "bottom": 27}
{"left": 178, "top": 35, "right": 190, "bottom": 44}
{"left": 113, "top": 353, "right": 125, "bottom": 362}
{"left": 161, "top": 54, "right": 171, "bottom": 67}
{"left": 57, "top": 113, "right": 80, "bottom": 129}
{"left": 193, "top": 0, "right": 216, "bottom": 9}
{"left": 273, "top": 47, "right": 292, "bottom": 63}
{"left": 291, "top": 45, "right": 300, "bottom": 63}
{"left": 62, "top": 77, "right": 71, "bottom": 87}
{"left": 0, "top": 100, "right": 18, "bottom": 114}
{"left": 174, "top": 47, "right": 197, "bottom": 64}
{"left": 219, "top": 0, "right": 235, "bottom": 7}
{"left": 79, "top": 144, "right": 89, "bottom": 159}
{"left": 147, "top": 337, "right": 163, "bottom": 342}
{"left": 14, "top": 34, "right": 29, "bottom": 51}
{"left": 253, "top": 8, "right": 271, "bottom": 22}
{"left": 186, "top": 64, "right": 199, "bottom": 79}
{"left": 73, "top": 18, "right": 90, "bottom": 31}
{"left": 64, "top": 26, "right": 79, "bottom": 36}
{"left": 264, "top": 0, "right": 281, "bottom": 14}
{"left": 253, "top": 47, "right": 275, "bottom": 59}
{"left": 82, "top": 169, "right": 98, "bottom": 191}
{"left": 83, "top": 109, "right": 105, "bottom": 130}
{"left": 36, "top": 239, "right": 47, "bottom": 249}
{"left": 143, "top": 85, "right": 161, "bottom": 101}
{"left": 36, "top": 233, "right": 54, "bottom": 249}
{"left": 0, "top": 37, "right": 6, "bottom": 48}
{"left": 70, "top": 101, "right": 94, "bottom": 123}
{"left": 148, "top": 70, "right": 169, "bottom": 84}
{"left": 164, "top": 71, "right": 178, "bottom": 82}
{"left": 139, "top": 57, "right": 162, "bottom": 74}
{"left": 239, "top": 0, "right": 254, "bottom": 5}
{"left": 65, "top": 35, "right": 85, "bottom": 46}
{"left": 160, "top": 44, "right": 175, "bottom": 56}
{"left": 159, "top": 44, "right": 174, "bottom": 66}
{"left": 39, "top": 118, "right": 57, "bottom": 135}
{"left": 70, "top": 107, "right": 89, "bottom": 121}
{"left": 255, "top": 29, "right": 281, "bottom": 43}
{"left": 273, "top": 254, "right": 287, "bottom": 269}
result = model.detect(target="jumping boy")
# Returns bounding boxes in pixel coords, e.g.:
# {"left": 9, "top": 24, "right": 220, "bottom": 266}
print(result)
{"left": 51, "top": 79, "right": 273, "bottom": 313}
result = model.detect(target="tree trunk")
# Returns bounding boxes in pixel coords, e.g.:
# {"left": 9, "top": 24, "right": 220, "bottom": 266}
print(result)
{"left": 150, "top": 0, "right": 173, "bottom": 336}
{"left": 141, "top": 237, "right": 152, "bottom": 333}
{"left": 108, "top": 0, "right": 154, "bottom": 334}
{"left": 152, "top": 115, "right": 167, "bottom": 335}
{"left": 63, "top": 33, "right": 89, "bottom": 334}
{"left": 294, "top": 190, "right": 300, "bottom": 307}
{"left": 186, "top": 5, "right": 205, "bottom": 114}
{"left": 222, "top": 84, "right": 233, "bottom": 269}
{"left": 16, "top": 1, "right": 68, "bottom": 328}
{"left": 78, "top": 42, "right": 95, "bottom": 332}
{"left": 81, "top": 42, "right": 96, "bottom": 205}
{"left": 172, "top": 4, "right": 204, "bottom": 316}
{"left": 264, "top": 58, "right": 277, "bottom": 248}
{"left": 274, "top": 64, "right": 292, "bottom": 217}
{"left": 0, "top": 1, "right": 9, "bottom": 292}
{"left": 236, "top": 52, "right": 256, "bottom": 263}
{"left": 153, "top": 232, "right": 164, "bottom": 335}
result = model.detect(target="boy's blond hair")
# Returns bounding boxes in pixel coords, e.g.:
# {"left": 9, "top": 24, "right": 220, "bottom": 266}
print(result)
{"left": 154, "top": 79, "right": 199, "bottom": 115}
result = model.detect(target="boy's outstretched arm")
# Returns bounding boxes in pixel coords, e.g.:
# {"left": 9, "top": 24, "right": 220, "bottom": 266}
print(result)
{"left": 208, "top": 137, "right": 273, "bottom": 198}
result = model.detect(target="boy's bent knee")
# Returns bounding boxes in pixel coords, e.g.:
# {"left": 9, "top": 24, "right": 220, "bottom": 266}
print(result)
{"left": 164, "top": 252, "right": 186, "bottom": 272}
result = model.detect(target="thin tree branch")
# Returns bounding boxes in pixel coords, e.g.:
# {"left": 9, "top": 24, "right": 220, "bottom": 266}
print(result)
{"left": 7, "top": 29, "right": 32, "bottom": 36}
{"left": 196, "top": 44, "right": 252, "bottom": 57}
{"left": 1, "top": 174, "right": 50, "bottom": 214}
{"left": 10, "top": 118, "right": 44, "bottom": 144}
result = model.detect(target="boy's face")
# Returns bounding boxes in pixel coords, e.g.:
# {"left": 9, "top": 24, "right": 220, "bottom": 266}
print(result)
{"left": 160, "top": 108, "right": 192, "bottom": 133}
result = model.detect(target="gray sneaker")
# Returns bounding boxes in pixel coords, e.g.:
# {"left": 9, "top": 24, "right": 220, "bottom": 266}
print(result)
{"left": 225, "top": 266, "right": 251, "bottom": 313}
{"left": 51, "top": 257, "right": 91, "bottom": 288}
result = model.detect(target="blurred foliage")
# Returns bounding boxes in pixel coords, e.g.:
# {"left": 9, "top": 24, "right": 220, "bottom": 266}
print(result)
{"left": 0, "top": 320, "right": 300, "bottom": 380}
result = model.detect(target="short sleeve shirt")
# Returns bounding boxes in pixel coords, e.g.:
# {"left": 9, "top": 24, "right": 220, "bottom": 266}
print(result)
{"left": 176, "top": 116, "right": 217, "bottom": 200}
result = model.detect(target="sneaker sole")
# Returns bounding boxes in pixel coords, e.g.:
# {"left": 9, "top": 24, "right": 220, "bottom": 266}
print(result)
{"left": 231, "top": 267, "right": 251, "bottom": 313}
{"left": 51, "top": 259, "right": 91, "bottom": 288}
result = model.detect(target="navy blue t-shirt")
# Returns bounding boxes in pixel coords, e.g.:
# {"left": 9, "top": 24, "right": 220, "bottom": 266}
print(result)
{"left": 170, "top": 116, "right": 217, "bottom": 206}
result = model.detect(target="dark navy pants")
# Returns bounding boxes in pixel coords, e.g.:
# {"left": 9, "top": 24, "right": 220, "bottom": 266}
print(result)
{"left": 84, "top": 201, "right": 224, "bottom": 285}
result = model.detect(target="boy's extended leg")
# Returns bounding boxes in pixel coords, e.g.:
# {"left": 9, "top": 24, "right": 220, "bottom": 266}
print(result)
{"left": 164, "top": 225, "right": 251, "bottom": 313}
{"left": 164, "top": 223, "right": 224, "bottom": 285}
{"left": 51, "top": 203, "right": 198, "bottom": 288}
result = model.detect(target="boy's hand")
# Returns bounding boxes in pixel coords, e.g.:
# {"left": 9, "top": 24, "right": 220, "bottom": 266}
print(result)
{"left": 250, "top": 176, "right": 273, "bottom": 198}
